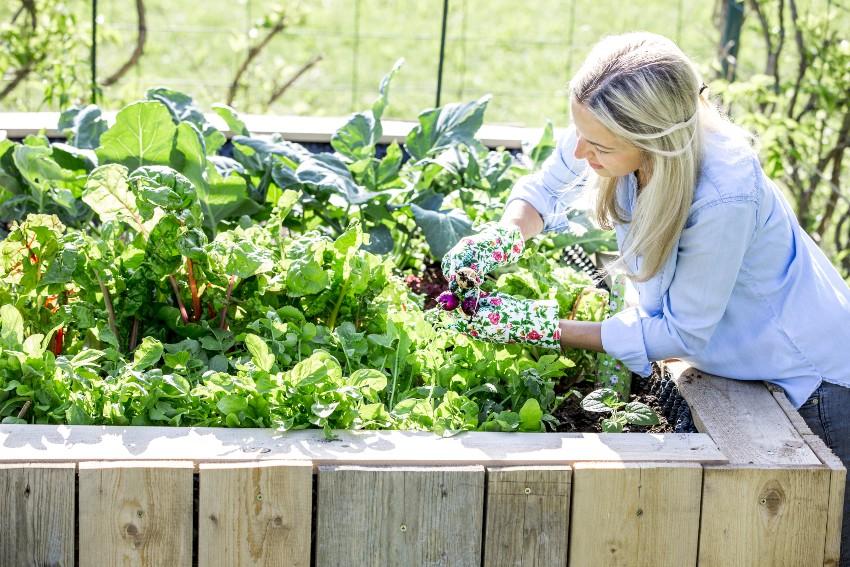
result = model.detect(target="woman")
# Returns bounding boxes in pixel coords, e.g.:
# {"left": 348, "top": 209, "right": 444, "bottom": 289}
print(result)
{"left": 440, "top": 32, "right": 850, "bottom": 564}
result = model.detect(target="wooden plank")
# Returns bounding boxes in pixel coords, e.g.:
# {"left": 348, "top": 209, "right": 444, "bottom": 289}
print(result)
{"left": 804, "top": 434, "right": 847, "bottom": 567}
{"left": 316, "top": 465, "right": 484, "bottom": 566}
{"left": 765, "top": 383, "right": 814, "bottom": 435}
{"left": 78, "top": 461, "right": 193, "bottom": 567}
{"left": 0, "top": 111, "right": 552, "bottom": 149}
{"left": 666, "top": 361, "right": 819, "bottom": 465}
{"left": 699, "top": 464, "right": 831, "bottom": 566}
{"left": 0, "top": 463, "right": 75, "bottom": 567}
{"left": 482, "top": 466, "right": 571, "bottom": 567}
{"left": 0, "top": 426, "right": 727, "bottom": 466}
{"left": 198, "top": 461, "right": 312, "bottom": 567}
{"left": 568, "top": 462, "right": 702, "bottom": 567}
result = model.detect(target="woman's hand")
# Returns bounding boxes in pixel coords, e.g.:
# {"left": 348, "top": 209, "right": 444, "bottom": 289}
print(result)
{"left": 446, "top": 290, "right": 562, "bottom": 350}
{"left": 441, "top": 223, "right": 525, "bottom": 293}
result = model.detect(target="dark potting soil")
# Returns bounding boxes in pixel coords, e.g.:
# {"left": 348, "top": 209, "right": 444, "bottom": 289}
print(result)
{"left": 404, "top": 259, "right": 448, "bottom": 311}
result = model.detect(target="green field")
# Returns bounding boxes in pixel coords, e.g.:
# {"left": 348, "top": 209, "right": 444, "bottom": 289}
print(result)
{"left": 0, "top": 0, "right": 788, "bottom": 126}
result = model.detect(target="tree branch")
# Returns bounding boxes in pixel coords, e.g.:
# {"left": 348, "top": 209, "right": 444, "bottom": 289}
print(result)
{"left": 266, "top": 54, "right": 323, "bottom": 108}
{"left": 227, "top": 12, "right": 287, "bottom": 105}
{"left": 101, "top": 0, "right": 146, "bottom": 87}
{"left": 787, "top": 0, "right": 810, "bottom": 119}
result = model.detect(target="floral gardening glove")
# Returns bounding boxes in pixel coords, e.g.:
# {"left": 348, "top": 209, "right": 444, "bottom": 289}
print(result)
{"left": 445, "top": 290, "right": 562, "bottom": 350}
{"left": 441, "top": 223, "right": 525, "bottom": 293}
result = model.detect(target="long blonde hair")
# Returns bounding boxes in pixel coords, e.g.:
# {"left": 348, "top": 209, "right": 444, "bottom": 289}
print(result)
{"left": 570, "top": 32, "right": 745, "bottom": 282}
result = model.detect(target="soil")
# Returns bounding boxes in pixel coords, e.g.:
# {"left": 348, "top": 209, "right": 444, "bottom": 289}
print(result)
{"left": 404, "top": 259, "right": 449, "bottom": 310}
{"left": 553, "top": 361, "right": 693, "bottom": 433}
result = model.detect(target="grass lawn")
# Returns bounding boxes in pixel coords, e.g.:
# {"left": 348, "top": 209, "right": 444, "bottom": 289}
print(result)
{"left": 0, "top": 0, "right": 790, "bottom": 126}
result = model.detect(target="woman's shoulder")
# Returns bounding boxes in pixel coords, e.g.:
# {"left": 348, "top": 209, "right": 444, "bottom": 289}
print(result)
{"left": 692, "top": 126, "right": 762, "bottom": 213}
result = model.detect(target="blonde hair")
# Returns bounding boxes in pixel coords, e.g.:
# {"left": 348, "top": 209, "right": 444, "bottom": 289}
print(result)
{"left": 569, "top": 32, "right": 748, "bottom": 282}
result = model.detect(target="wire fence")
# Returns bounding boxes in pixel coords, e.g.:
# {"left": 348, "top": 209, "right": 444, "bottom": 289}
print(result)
{"left": 2, "top": 0, "right": 721, "bottom": 126}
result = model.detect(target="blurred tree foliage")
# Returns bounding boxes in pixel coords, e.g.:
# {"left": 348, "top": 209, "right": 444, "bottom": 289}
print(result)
{"left": 0, "top": 0, "right": 88, "bottom": 108}
{"left": 714, "top": 0, "right": 850, "bottom": 278}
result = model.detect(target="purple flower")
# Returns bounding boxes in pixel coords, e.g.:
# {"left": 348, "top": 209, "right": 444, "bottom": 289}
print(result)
{"left": 437, "top": 291, "right": 460, "bottom": 311}
{"left": 461, "top": 296, "right": 479, "bottom": 316}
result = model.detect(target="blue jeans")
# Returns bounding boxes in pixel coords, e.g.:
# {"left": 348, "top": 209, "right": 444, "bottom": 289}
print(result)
{"left": 798, "top": 381, "right": 850, "bottom": 567}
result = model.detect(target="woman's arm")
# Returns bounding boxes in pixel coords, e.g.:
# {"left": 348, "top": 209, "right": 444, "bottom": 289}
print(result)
{"left": 502, "top": 124, "right": 589, "bottom": 236}
{"left": 500, "top": 199, "right": 544, "bottom": 241}
{"left": 558, "top": 320, "right": 604, "bottom": 352}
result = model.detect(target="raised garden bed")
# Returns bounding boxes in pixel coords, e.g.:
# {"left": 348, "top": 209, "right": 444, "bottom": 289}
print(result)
{"left": 1, "top": 81, "right": 844, "bottom": 566}
{"left": 1, "top": 361, "right": 843, "bottom": 566}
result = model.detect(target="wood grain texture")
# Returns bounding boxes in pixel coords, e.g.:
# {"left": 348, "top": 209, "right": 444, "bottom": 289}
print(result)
{"left": 315, "top": 465, "right": 484, "bottom": 567}
{"left": 766, "top": 384, "right": 814, "bottom": 435}
{"left": 568, "top": 462, "right": 701, "bottom": 567}
{"left": 666, "top": 362, "right": 819, "bottom": 465}
{"left": 482, "top": 466, "right": 571, "bottom": 567}
{"left": 0, "top": 426, "right": 726, "bottom": 466}
{"left": 803, "top": 434, "right": 847, "bottom": 567}
{"left": 198, "top": 461, "right": 312, "bottom": 567}
{"left": 78, "top": 461, "right": 193, "bottom": 567}
{"left": 698, "top": 465, "right": 831, "bottom": 567}
{"left": 0, "top": 463, "right": 75, "bottom": 567}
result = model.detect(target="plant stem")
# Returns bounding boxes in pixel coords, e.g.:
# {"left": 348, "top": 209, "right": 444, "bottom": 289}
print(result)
{"left": 186, "top": 258, "right": 200, "bottom": 322}
{"left": 168, "top": 275, "right": 189, "bottom": 324}
{"left": 218, "top": 275, "right": 237, "bottom": 330}
{"left": 128, "top": 316, "right": 139, "bottom": 352}
{"left": 327, "top": 280, "right": 350, "bottom": 331}
{"left": 96, "top": 274, "right": 120, "bottom": 348}
{"left": 16, "top": 400, "right": 32, "bottom": 420}
{"left": 389, "top": 346, "right": 401, "bottom": 409}
{"left": 313, "top": 208, "right": 343, "bottom": 236}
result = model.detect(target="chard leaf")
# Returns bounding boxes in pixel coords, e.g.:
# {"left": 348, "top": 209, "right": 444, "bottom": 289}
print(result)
{"left": 83, "top": 165, "right": 149, "bottom": 234}
{"left": 58, "top": 104, "right": 108, "bottom": 149}
{"left": 405, "top": 95, "right": 491, "bottom": 161}
{"left": 529, "top": 120, "right": 556, "bottom": 169}
{"left": 296, "top": 153, "right": 376, "bottom": 205}
{"left": 245, "top": 333, "right": 274, "bottom": 372}
{"left": 409, "top": 204, "right": 473, "bottom": 260}
{"left": 518, "top": 398, "right": 543, "bottom": 432}
{"left": 288, "top": 350, "right": 342, "bottom": 386}
{"left": 331, "top": 113, "right": 377, "bottom": 162}
{"left": 133, "top": 336, "right": 164, "bottom": 370}
{"left": 96, "top": 101, "right": 176, "bottom": 170}
{"left": 217, "top": 394, "right": 248, "bottom": 415}
{"left": 231, "top": 136, "right": 310, "bottom": 174}
{"left": 211, "top": 103, "right": 250, "bottom": 136}
{"left": 146, "top": 87, "right": 226, "bottom": 154}
{"left": 0, "top": 305, "right": 24, "bottom": 349}
{"left": 364, "top": 224, "right": 393, "bottom": 254}
{"left": 13, "top": 145, "right": 75, "bottom": 194}
{"left": 332, "top": 58, "right": 403, "bottom": 162}
{"left": 51, "top": 143, "right": 97, "bottom": 173}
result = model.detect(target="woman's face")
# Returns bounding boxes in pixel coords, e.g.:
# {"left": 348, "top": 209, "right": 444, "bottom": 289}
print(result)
{"left": 570, "top": 98, "right": 644, "bottom": 179}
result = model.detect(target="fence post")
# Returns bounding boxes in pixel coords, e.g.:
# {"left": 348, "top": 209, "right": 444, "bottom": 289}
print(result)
{"left": 719, "top": 0, "right": 745, "bottom": 81}
{"left": 91, "top": 0, "right": 98, "bottom": 104}
{"left": 435, "top": 0, "right": 449, "bottom": 107}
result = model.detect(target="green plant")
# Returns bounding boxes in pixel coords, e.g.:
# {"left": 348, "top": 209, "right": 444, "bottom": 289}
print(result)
{"left": 579, "top": 387, "right": 659, "bottom": 432}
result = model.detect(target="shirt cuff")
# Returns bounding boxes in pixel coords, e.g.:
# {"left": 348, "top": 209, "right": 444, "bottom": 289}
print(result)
{"left": 600, "top": 306, "right": 653, "bottom": 377}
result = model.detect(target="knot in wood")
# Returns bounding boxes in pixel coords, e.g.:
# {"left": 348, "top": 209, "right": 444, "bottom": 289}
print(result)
{"left": 759, "top": 486, "right": 785, "bottom": 515}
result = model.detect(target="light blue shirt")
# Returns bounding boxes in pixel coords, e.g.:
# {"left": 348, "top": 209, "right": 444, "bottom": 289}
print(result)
{"left": 507, "top": 124, "right": 850, "bottom": 408}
